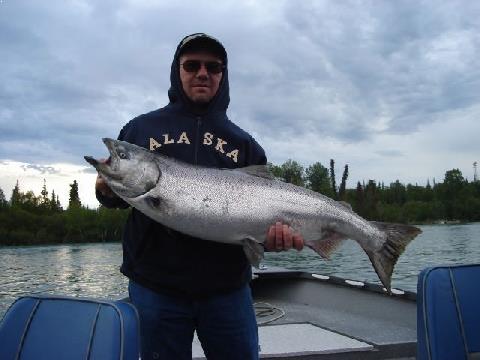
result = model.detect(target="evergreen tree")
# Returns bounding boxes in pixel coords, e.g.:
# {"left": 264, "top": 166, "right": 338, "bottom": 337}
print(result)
{"left": 364, "top": 180, "right": 379, "bottom": 220}
{"left": 10, "top": 180, "right": 22, "bottom": 206}
{"left": 50, "top": 190, "right": 62, "bottom": 212}
{"left": 19, "top": 190, "right": 40, "bottom": 211}
{"left": 56, "top": 194, "right": 62, "bottom": 211}
{"left": 50, "top": 190, "right": 56, "bottom": 210}
{"left": 389, "top": 180, "right": 407, "bottom": 205}
{"left": 355, "top": 181, "right": 365, "bottom": 216}
{"left": 68, "top": 180, "right": 81, "bottom": 208}
{"left": 329, "top": 159, "right": 338, "bottom": 199}
{"left": 0, "top": 187, "right": 7, "bottom": 208}
{"left": 423, "top": 179, "right": 434, "bottom": 202}
{"left": 339, "top": 164, "right": 349, "bottom": 200}
{"left": 40, "top": 179, "right": 49, "bottom": 205}
{"left": 442, "top": 169, "right": 466, "bottom": 219}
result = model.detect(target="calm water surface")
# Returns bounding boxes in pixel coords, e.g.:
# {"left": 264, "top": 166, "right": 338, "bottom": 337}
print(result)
{"left": 1, "top": 223, "right": 480, "bottom": 318}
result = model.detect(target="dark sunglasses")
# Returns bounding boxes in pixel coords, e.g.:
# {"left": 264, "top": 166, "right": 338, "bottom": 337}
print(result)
{"left": 180, "top": 60, "right": 225, "bottom": 74}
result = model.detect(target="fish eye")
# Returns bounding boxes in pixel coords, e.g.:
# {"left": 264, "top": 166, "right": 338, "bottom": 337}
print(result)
{"left": 119, "top": 152, "right": 128, "bottom": 159}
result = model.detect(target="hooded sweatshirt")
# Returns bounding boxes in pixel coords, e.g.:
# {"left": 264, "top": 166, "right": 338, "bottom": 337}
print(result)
{"left": 97, "top": 35, "right": 267, "bottom": 298}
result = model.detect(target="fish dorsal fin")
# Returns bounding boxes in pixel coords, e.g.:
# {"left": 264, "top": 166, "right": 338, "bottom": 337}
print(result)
{"left": 235, "top": 165, "right": 275, "bottom": 179}
{"left": 338, "top": 201, "right": 353, "bottom": 211}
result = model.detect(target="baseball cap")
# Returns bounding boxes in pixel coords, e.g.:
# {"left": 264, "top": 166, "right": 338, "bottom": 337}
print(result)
{"left": 178, "top": 33, "right": 227, "bottom": 62}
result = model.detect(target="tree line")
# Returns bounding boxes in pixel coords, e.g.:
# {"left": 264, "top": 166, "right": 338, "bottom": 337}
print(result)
{"left": 1, "top": 160, "right": 479, "bottom": 246}
{"left": 269, "top": 160, "right": 480, "bottom": 224}
{"left": 0, "top": 179, "right": 128, "bottom": 246}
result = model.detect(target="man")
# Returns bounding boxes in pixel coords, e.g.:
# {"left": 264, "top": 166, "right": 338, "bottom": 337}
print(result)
{"left": 96, "top": 33, "right": 303, "bottom": 359}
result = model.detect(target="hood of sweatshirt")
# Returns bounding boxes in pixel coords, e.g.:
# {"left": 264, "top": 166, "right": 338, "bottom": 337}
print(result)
{"left": 167, "top": 33, "right": 230, "bottom": 116}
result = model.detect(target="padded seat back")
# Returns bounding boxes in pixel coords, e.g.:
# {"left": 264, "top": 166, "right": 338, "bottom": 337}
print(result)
{"left": 417, "top": 264, "right": 480, "bottom": 360}
{"left": 0, "top": 295, "right": 140, "bottom": 360}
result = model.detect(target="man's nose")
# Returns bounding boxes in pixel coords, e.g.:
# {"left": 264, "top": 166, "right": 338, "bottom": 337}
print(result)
{"left": 196, "top": 64, "right": 209, "bottom": 77}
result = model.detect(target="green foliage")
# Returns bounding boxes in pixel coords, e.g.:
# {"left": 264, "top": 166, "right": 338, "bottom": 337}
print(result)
{"left": 327, "top": 160, "right": 349, "bottom": 200}
{"left": 0, "top": 188, "right": 7, "bottom": 209}
{"left": 49, "top": 190, "right": 62, "bottom": 212}
{"left": 0, "top": 182, "right": 128, "bottom": 246}
{"left": 351, "top": 169, "right": 480, "bottom": 223}
{"left": 267, "top": 163, "right": 283, "bottom": 179}
{"left": 305, "top": 162, "right": 333, "bottom": 197}
{"left": 268, "top": 160, "right": 304, "bottom": 186}
{"left": 329, "top": 159, "right": 337, "bottom": 199}
{"left": 1, "top": 166, "right": 480, "bottom": 247}
{"left": 69, "top": 180, "right": 81, "bottom": 209}
{"left": 363, "top": 180, "right": 380, "bottom": 220}
{"left": 40, "top": 179, "right": 49, "bottom": 206}
{"left": 281, "top": 160, "right": 304, "bottom": 186}
{"left": 271, "top": 163, "right": 480, "bottom": 224}
{"left": 339, "top": 164, "right": 349, "bottom": 201}
{"left": 10, "top": 181, "right": 21, "bottom": 206}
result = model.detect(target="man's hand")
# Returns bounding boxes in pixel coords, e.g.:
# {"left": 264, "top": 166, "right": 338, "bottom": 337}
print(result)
{"left": 265, "top": 222, "right": 304, "bottom": 252}
{"left": 95, "top": 158, "right": 116, "bottom": 198}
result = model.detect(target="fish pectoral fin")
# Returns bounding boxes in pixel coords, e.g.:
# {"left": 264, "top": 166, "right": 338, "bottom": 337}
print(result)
{"left": 306, "top": 231, "right": 348, "bottom": 259}
{"left": 242, "top": 238, "right": 265, "bottom": 268}
{"left": 145, "top": 195, "right": 162, "bottom": 208}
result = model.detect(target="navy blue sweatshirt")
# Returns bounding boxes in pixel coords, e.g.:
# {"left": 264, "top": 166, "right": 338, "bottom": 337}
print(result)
{"left": 97, "top": 38, "right": 267, "bottom": 298}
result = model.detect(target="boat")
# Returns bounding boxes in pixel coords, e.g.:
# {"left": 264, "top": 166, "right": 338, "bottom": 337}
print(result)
{"left": 192, "top": 266, "right": 417, "bottom": 360}
{"left": 2, "top": 264, "right": 478, "bottom": 359}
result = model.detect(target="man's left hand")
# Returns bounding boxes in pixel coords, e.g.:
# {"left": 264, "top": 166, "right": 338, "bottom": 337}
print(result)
{"left": 265, "top": 222, "right": 304, "bottom": 252}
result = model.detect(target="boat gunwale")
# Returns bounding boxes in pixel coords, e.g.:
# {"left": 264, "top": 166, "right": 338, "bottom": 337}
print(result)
{"left": 252, "top": 268, "right": 417, "bottom": 302}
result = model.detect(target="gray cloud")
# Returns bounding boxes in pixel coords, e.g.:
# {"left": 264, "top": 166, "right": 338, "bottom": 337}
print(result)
{"left": 375, "top": 150, "right": 403, "bottom": 158}
{"left": 0, "top": 0, "right": 479, "bottom": 188}
{"left": 20, "top": 164, "right": 60, "bottom": 175}
{"left": 257, "top": 0, "right": 480, "bottom": 139}
{"left": 81, "top": 167, "right": 98, "bottom": 175}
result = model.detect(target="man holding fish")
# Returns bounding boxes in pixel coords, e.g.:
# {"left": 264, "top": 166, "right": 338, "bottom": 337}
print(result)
{"left": 95, "top": 33, "right": 303, "bottom": 360}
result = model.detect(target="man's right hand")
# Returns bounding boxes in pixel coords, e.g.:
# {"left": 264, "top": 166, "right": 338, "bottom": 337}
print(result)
{"left": 95, "top": 158, "right": 116, "bottom": 198}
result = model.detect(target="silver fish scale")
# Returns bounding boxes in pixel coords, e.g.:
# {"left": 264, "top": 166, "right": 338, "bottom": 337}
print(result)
{"left": 131, "top": 158, "right": 385, "bottom": 251}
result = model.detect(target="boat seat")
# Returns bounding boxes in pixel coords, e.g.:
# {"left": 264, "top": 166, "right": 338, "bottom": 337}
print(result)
{"left": 0, "top": 295, "right": 140, "bottom": 360}
{"left": 417, "top": 264, "right": 480, "bottom": 360}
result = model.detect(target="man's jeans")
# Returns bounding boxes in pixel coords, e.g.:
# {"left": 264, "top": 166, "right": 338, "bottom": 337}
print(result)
{"left": 128, "top": 280, "right": 259, "bottom": 360}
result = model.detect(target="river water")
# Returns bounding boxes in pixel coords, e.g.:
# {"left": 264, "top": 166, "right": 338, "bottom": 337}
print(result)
{"left": 1, "top": 223, "right": 479, "bottom": 318}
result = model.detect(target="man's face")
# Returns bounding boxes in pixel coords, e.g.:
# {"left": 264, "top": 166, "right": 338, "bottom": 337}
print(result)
{"left": 179, "top": 51, "right": 223, "bottom": 104}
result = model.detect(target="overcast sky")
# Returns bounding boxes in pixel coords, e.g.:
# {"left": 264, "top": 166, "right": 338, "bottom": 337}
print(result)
{"left": 1, "top": 0, "right": 479, "bottom": 208}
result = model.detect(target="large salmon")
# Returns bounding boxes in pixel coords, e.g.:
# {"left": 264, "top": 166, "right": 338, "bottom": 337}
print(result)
{"left": 85, "top": 138, "right": 421, "bottom": 291}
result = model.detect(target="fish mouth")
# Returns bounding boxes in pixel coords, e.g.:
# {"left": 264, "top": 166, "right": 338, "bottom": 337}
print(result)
{"left": 84, "top": 156, "right": 99, "bottom": 166}
{"left": 102, "top": 137, "right": 114, "bottom": 150}
{"left": 83, "top": 138, "right": 123, "bottom": 180}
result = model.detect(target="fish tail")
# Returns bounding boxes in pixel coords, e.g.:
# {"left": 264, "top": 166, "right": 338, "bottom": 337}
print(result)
{"left": 366, "top": 222, "right": 421, "bottom": 293}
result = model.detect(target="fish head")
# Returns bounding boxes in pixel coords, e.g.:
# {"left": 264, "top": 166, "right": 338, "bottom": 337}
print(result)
{"left": 85, "top": 138, "right": 161, "bottom": 198}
